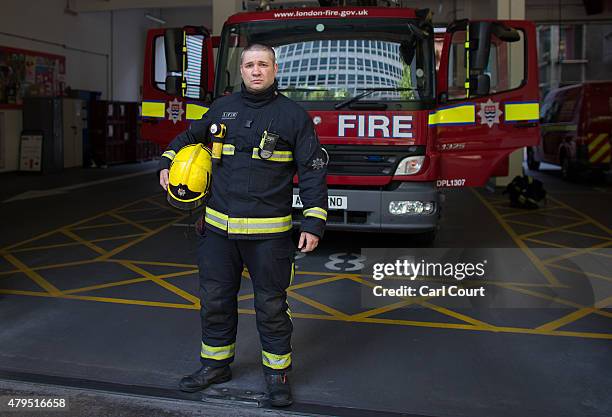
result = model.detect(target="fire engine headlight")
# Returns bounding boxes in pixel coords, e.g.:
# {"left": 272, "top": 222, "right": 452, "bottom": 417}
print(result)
{"left": 389, "top": 201, "right": 436, "bottom": 215}
{"left": 394, "top": 156, "right": 425, "bottom": 175}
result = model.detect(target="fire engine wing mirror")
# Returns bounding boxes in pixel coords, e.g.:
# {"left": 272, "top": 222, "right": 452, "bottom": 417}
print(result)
{"left": 164, "top": 29, "right": 184, "bottom": 74}
{"left": 468, "top": 22, "right": 492, "bottom": 71}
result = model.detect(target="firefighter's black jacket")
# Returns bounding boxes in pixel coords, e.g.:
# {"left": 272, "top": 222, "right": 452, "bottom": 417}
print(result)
{"left": 159, "top": 81, "right": 328, "bottom": 239}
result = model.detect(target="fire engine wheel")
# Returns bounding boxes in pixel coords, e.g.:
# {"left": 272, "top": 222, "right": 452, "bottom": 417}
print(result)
{"left": 527, "top": 148, "right": 540, "bottom": 171}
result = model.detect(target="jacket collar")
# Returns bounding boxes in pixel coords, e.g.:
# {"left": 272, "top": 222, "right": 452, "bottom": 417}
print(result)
{"left": 240, "top": 80, "right": 278, "bottom": 108}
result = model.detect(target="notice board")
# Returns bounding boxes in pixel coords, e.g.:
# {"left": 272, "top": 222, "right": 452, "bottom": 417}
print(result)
{"left": 0, "top": 46, "right": 65, "bottom": 108}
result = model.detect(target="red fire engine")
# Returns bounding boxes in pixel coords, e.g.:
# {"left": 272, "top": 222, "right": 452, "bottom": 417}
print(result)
{"left": 140, "top": 5, "right": 540, "bottom": 241}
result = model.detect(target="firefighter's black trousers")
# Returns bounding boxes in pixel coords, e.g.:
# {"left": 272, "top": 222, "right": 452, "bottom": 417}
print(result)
{"left": 197, "top": 230, "right": 295, "bottom": 374}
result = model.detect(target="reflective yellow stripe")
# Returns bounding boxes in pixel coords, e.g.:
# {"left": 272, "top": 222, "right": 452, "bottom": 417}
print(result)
{"left": 588, "top": 134, "right": 608, "bottom": 152}
{"left": 505, "top": 102, "right": 540, "bottom": 122}
{"left": 251, "top": 148, "right": 294, "bottom": 162}
{"left": 186, "top": 103, "right": 209, "bottom": 120}
{"left": 428, "top": 104, "right": 475, "bottom": 126}
{"left": 262, "top": 350, "right": 291, "bottom": 370}
{"left": 161, "top": 150, "right": 176, "bottom": 161}
{"left": 205, "top": 208, "right": 292, "bottom": 235}
{"left": 228, "top": 215, "right": 292, "bottom": 234}
{"left": 303, "top": 207, "right": 327, "bottom": 221}
{"left": 590, "top": 143, "right": 611, "bottom": 163}
{"left": 201, "top": 342, "right": 235, "bottom": 360}
{"left": 142, "top": 101, "right": 165, "bottom": 118}
{"left": 222, "top": 144, "right": 235, "bottom": 155}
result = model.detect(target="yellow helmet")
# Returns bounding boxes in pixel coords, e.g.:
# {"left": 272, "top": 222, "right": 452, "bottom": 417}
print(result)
{"left": 167, "top": 144, "right": 212, "bottom": 210}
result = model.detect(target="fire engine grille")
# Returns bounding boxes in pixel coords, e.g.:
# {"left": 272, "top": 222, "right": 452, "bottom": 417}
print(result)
{"left": 323, "top": 145, "right": 425, "bottom": 176}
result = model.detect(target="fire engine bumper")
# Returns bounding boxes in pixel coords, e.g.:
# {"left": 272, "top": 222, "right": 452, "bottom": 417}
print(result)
{"left": 292, "top": 182, "right": 441, "bottom": 233}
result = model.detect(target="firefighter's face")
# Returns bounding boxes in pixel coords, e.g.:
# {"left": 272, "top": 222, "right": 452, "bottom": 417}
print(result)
{"left": 240, "top": 50, "right": 277, "bottom": 93}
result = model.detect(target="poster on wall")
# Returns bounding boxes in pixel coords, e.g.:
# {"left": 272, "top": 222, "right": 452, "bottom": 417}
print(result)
{"left": 19, "top": 133, "right": 43, "bottom": 172}
{"left": 0, "top": 46, "right": 65, "bottom": 108}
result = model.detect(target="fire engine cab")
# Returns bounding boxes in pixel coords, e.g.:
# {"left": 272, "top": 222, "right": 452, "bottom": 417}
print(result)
{"left": 140, "top": 4, "right": 540, "bottom": 241}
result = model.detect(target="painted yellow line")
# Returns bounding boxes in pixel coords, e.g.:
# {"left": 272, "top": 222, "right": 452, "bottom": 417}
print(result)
{"left": 140, "top": 216, "right": 185, "bottom": 223}
{"left": 472, "top": 189, "right": 561, "bottom": 286}
{"left": 287, "top": 290, "right": 349, "bottom": 319}
{"left": 517, "top": 220, "right": 589, "bottom": 239}
{"left": 505, "top": 219, "right": 551, "bottom": 230}
{"left": 120, "top": 261, "right": 199, "bottom": 305}
{"left": 8, "top": 233, "right": 147, "bottom": 254}
{"left": 60, "top": 229, "right": 108, "bottom": 256}
{"left": 537, "top": 309, "right": 597, "bottom": 332}
{"left": 523, "top": 238, "right": 569, "bottom": 249}
{"left": 289, "top": 275, "right": 348, "bottom": 290}
{"left": 107, "top": 259, "right": 197, "bottom": 269}
{"left": 24, "top": 259, "right": 100, "bottom": 272}
{"left": 347, "top": 275, "right": 495, "bottom": 328}
{"left": 96, "top": 213, "right": 189, "bottom": 260}
{"left": 547, "top": 263, "right": 612, "bottom": 284}
{"left": 117, "top": 206, "right": 172, "bottom": 214}
{"left": 501, "top": 209, "right": 582, "bottom": 222}
{"left": 538, "top": 229, "right": 612, "bottom": 242}
{"left": 62, "top": 294, "right": 196, "bottom": 309}
{"left": 548, "top": 196, "right": 612, "bottom": 236}
{"left": 421, "top": 301, "right": 496, "bottom": 329}
{"left": 62, "top": 269, "right": 198, "bottom": 295}
{"left": 350, "top": 298, "right": 427, "bottom": 320}
{"left": 1, "top": 197, "right": 154, "bottom": 252}
{"left": 3, "top": 254, "right": 62, "bottom": 295}
{"left": 542, "top": 241, "right": 612, "bottom": 264}
{"left": 71, "top": 222, "right": 126, "bottom": 231}
{"left": 108, "top": 213, "right": 152, "bottom": 233}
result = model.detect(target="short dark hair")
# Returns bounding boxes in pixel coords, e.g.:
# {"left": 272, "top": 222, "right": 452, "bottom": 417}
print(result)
{"left": 240, "top": 43, "right": 276, "bottom": 64}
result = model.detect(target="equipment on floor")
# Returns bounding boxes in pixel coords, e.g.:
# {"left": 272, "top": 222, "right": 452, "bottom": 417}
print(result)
{"left": 167, "top": 144, "right": 212, "bottom": 210}
{"left": 503, "top": 175, "right": 547, "bottom": 209}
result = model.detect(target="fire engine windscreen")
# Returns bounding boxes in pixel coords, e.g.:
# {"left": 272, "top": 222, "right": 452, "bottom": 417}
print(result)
{"left": 216, "top": 18, "right": 434, "bottom": 106}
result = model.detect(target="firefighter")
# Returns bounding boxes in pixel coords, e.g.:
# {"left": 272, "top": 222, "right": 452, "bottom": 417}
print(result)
{"left": 158, "top": 43, "right": 328, "bottom": 407}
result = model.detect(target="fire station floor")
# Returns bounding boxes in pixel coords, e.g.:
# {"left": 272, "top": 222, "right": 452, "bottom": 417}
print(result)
{"left": 0, "top": 161, "right": 611, "bottom": 417}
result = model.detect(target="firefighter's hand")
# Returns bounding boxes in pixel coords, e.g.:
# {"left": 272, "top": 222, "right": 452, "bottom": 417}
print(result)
{"left": 298, "top": 232, "right": 319, "bottom": 253}
{"left": 160, "top": 169, "right": 169, "bottom": 191}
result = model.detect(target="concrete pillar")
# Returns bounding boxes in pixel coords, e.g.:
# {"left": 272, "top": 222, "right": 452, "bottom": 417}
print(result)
{"left": 494, "top": 0, "right": 526, "bottom": 186}
{"left": 212, "top": 0, "right": 242, "bottom": 36}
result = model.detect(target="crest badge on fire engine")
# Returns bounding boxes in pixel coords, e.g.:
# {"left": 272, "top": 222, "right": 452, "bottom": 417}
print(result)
{"left": 477, "top": 99, "right": 502, "bottom": 128}
{"left": 167, "top": 98, "right": 185, "bottom": 125}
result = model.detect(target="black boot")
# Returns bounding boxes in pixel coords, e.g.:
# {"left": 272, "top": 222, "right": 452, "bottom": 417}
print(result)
{"left": 179, "top": 365, "right": 232, "bottom": 393}
{"left": 265, "top": 373, "right": 293, "bottom": 407}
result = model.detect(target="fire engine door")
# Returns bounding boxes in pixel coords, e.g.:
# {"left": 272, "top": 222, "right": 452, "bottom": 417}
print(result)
{"left": 141, "top": 27, "right": 215, "bottom": 145}
{"left": 433, "top": 20, "right": 540, "bottom": 187}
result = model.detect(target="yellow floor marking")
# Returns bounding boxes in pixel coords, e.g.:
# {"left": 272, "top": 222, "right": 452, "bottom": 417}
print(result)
{"left": 504, "top": 285, "right": 612, "bottom": 319}
{"left": 472, "top": 189, "right": 561, "bottom": 286}
{"left": 347, "top": 275, "right": 495, "bottom": 328}
{"left": 60, "top": 229, "right": 108, "bottom": 256}
{"left": 62, "top": 294, "right": 196, "bottom": 309}
{"left": 108, "top": 213, "right": 152, "bottom": 233}
{"left": 350, "top": 298, "right": 428, "bottom": 320}
{"left": 501, "top": 209, "right": 582, "bottom": 222}
{"left": 72, "top": 222, "right": 126, "bottom": 231}
{"left": 22, "top": 259, "right": 100, "bottom": 272}
{"left": 3, "top": 254, "right": 62, "bottom": 295}
{"left": 518, "top": 220, "right": 589, "bottom": 239}
{"left": 542, "top": 242, "right": 612, "bottom": 264}
{"left": 523, "top": 238, "right": 568, "bottom": 249}
{"left": 548, "top": 196, "right": 612, "bottom": 235}
{"left": 505, "top": 219, "right": 551, "bottom": 229}
{"left": 62, "top": 269, "right": 198, "bottom": 295}
{"left": 0, "top": 198, "right": 152, "bottom": 252}
{"left": 107, "top": 259, "right": 197, "bottom": 269}
{"left": 543, "top": 229, "right": 612, "bottom": 242}
{"left": 547, "top": 263, "right": 612, "bottom": 284}
{"left": 420, "top": 301, "right": 496, "bottom": 329}
{"left": 289, "top": 275, "right": 348, "bottom": 291}
{"left": 96, "top": 213, "right": 189, "bottom": 260}
{"left": 117, "top": 206, "right": 171, "bottom": 214}
{"left": 119, "top": 261, "right": 199, "bottom": 305}
{"left": 9, "top": 234, "right": 146, "bottom": 254}
{"left": 537, "top": 309, "right": 598, "bottom": 332}
{"left": 287, "top": 290, "right": 349, "bottom": 319}
{"left": 140, "top": 216, "right": 185, "bottom": 223}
